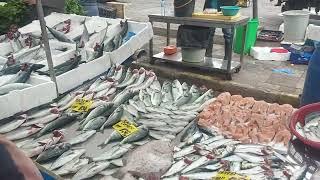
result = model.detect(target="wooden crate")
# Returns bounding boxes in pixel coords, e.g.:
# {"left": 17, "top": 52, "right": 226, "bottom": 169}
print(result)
{"left": 105, "top": 2, "right": 129, "bottom": 19}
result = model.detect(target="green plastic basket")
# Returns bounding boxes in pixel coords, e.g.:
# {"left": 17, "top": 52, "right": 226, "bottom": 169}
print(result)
{"left": 234, "top": 18, "right": 259, "bottom": 54}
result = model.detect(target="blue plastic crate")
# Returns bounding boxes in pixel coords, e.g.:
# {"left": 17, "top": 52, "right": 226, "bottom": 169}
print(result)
{"left": 289, "top": 51, "right": 313, "bottom": 65}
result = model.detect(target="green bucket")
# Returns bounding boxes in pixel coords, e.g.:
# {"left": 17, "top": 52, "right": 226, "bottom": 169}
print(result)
{"left": 234, "top": 18, "right": 259, "bottom": 54}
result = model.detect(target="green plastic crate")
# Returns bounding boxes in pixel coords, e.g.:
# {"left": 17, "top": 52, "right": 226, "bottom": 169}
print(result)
{"left": 234, "top": 18, "right": 259, "bottom": 54}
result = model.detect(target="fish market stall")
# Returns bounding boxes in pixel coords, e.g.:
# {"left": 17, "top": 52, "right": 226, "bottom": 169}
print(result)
{"left": 0, "top": 63, "right": 318, "bottom": 180}
{"left": 0, "top": 12, "right": 153, "bottom": 118}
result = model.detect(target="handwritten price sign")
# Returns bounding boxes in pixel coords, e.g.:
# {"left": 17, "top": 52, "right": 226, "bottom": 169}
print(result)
{"left": 71, "top": 98, "right": 93, "bottom": 112}
{"left": 112, "top": 120, "right": 138, "bottom": 137}
{"left": 213, "top": 171, "right": 250, "bottom": 180}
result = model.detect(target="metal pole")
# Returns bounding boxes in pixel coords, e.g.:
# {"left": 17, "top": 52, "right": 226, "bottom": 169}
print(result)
{"left": 252, "top": 0, "right": 258, "bottom": 19}
{"left": 36, "top": 0, "right": 59, "bottom": 95}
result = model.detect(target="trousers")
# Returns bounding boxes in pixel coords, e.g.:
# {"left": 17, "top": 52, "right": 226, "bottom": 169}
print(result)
{"left": 206, "top": 28, "right": 233, "bottom": 60}
{"left": 79, "top": 0, "right": 99, "bottom": 16}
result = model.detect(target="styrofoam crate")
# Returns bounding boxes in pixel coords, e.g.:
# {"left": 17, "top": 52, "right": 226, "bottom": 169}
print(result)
{"left": 250, "top": 47, "right": 291, "bottom": 61}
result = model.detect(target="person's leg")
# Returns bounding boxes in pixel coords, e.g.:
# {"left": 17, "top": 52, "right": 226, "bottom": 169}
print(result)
{"left": 222, "top": 28, "right": 233, "bottom": 60}
{"left": 79, "top": 0, "right": 99, "bottom": 16}
{"left": 205, "top": 28, "right": 216, "bottom": 57}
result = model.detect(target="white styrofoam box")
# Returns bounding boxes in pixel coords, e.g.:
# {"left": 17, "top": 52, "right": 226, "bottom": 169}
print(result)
{"left": 306, "top": 24, "right": 320, "bottom": 41}
{"left": 109, "top": 21, "right": 153, "bottom": 65}
{"left": 0, "top": 41, "right": 13, "bottom": 56}
{"left": 56, "top": 54, "right": 111, "bottom": 94}
{"left": 250, "top": 47, "right": 291, "bottom": 61}
{"left": 0, "top": 75, "right": 57, "bottom": 120}
{"left": 20, "top": 75, "right": 57, "bottom": 112}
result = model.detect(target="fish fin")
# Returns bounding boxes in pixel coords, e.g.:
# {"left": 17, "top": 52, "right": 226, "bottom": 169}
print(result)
{"left": 98, "top": 142, "right": 107, "bottom": 149}
{"left": 19, "top": 114, "right": 28, "bottom": 120}
{"left": 87, "top": 157, "right": 94, "bottom": 163}
{"left": 50, "top": 103, "right": 58, "bottom": 107}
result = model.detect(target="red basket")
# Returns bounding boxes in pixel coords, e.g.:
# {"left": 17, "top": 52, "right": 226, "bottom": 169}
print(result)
{"left": 289, "top": 102, "right": 320, "bottom": 150}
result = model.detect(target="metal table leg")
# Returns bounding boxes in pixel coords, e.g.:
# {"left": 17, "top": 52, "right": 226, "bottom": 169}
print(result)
{"left": 226, "top": 27, "right": 235, "bottom": 80}
{"left": 240, "top": 24, "right": 248, "bottom": 67}
{"left": 167, "top": 23, "right": 170, "bottom": 46}
{"left": 149, "top": 21, "right": 155, "bottom": 64}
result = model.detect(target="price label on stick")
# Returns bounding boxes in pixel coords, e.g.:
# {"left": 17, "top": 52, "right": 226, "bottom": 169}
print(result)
{"left": 213, "top": 171, "right": 250, "bottom": 180}
{"left": 113, "top": 119, "right": 138, "bottom": 137}
{"left": 71, "top": 98, "right": 93, "bottom": 112}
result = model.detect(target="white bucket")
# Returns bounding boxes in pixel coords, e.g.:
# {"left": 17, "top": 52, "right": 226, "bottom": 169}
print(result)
{"left": 181, "top": 48, "right": 206, "bottom": 63}
{"left": 283, "top": 10, "right": 310, "bottom": 43}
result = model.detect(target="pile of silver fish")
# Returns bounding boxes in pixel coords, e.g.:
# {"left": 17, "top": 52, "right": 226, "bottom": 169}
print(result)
{"left": 160, "top": 124, "right": 311, "bottom": 180}
{"left": 0, "top": 64, "right": 215, "bottom": 179}
{"left": 296, "top": 112, "right": 320, "bottom": 142}
{"left": 0, "top": 63, "right": 45, "bottom": 95}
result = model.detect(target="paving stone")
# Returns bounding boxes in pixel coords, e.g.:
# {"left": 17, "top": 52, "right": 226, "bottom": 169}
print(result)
{"left": 266, "top": 73, "right": 301, "bottom": 88}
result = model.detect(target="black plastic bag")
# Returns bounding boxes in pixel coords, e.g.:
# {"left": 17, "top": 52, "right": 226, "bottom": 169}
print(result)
{"left": 177, "top": 25, "right": 211, "bottom": 49}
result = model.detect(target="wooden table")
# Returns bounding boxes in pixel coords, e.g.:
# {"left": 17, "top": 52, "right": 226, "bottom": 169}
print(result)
{"left": 148, "top": 14, "right": 250, "bottom": 80}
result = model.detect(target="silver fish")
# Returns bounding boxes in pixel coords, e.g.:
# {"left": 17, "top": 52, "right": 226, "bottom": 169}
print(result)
{"left": 131, "top": 72, "right": 156, "bottom": 92}
{"left": 92, "top": 80, "right": 114, "bottom": 93}
{"left": 100, "top": 105, "right": 124, "bottom": 129}
{"left": 37, "top": 114, "right": 77, "bottom": 137}
{"left": 80, "top": 102, "right": 113, "bottom": 128}
{"left": 22, "top": 113, "right": 60, "bottom": 127}
{"left": 202, "top": 162, "right": 224, "bottom": 171}
{"left": 6, "top": 125, "right": 43, "bottom": 141}
{"left": 93, "top": 144, "right": 132, "bottom": 161}
{"left": 149, "top": 130, "right": 175, "bottom": 141}
{"left": 151, "top": 89, "right": 162, "bottom": 106}
{"left": 56, "top": 93, "right": 76, "bottom": 107}
{"left": 146, "top": 106, "right": 173, "bottom": 115}
{"left": 162, "top": 158, "right": 193, "bottom": 177}
{"left": 193, "top": 89, "right": 214, "bottom": 105}
{"left": 181, "top": 153, "right": 216, "bottom": 173}
{"left": 235, "top": 152, "right": 266, "bottom": 163}
{"left": 120, "top": 125, "right": 149, "bottom": 144}
{"left": 138, "top": 119, "right": 167, "bottom": 128}
{"left": 161, "top": 81, "right": 174, "bottom": 104}
{"left": 36, "top": 143, "right": 72, "bottom": 163}
{"left": 59, "top": 93, "right": 84, "bottom": 111}
{"left": 119, "top": 67, "right": 132, "bottom": 84}
{"left": 53, "top": 158, "right": 89, "bottom": 176}
{"left": 150, "top": 80, "right": 161, "bottom": 91}
{"left": 99, "top": 168, "right": 120, "bottom": 176}
{"left": 72, "top": 161, "right": 111, "bottom": 180}
{"left": 187, "top": 85, "right": 201, "bottom": 103}
{"left": 174, "top": 144, "right": 203, "bottom": 159}
{"left": 0, "top": 118, "right": 26, "bottom": 133}
{"left": 100, "top": 130, "right": 123, "bottom": 147}
{"left": 150, "top": 125, "right": 184, "bottom": 134}
{"left": 112, "top": 89, "right": 136, "bottom": 107}
{"left": 171, "top": 80, "right": 183, "bottom": 101}
{"left": 67, "top": 130, "right": 96, "bottom": 145}
{"left": 50, "top": 148, "right": 86, "bottom": 170}
{"left": 82, "top": 116, "right": 107, "bottom": 131}
{"left": 110, "top": 158, "right": 123, "bottom": 167}
{"left": 129, "top": 99, "right": 147, "bottom": 113}
{"left": 123, "top": 104, "right": 139, "bottom": 117}
{"left": 178, "top": 131, "right": 203, "bottom": 149}
{"left": 126, "top": 67, "right": 146, "bottom": 89}
{"left": 116, "top": 69, "right": 139, "bottom": 88}
{"left": 181, "top": 172, "right": 218, "bottom": 180}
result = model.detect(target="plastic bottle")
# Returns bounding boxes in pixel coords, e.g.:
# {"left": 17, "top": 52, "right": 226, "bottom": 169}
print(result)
{"left": 160, "top": 0, "right": 166, "bottom": 16}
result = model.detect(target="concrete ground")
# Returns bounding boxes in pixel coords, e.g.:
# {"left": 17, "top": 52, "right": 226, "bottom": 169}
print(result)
{"left": 125, "top": 0, "right": 308, "bottom": 106}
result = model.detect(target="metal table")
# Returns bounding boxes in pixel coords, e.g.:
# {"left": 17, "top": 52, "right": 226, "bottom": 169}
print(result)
{"left": 148, "top": 14, "right": 250, "bottom": 80}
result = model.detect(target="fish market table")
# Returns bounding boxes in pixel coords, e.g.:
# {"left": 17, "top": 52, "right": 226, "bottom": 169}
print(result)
{"left": 148, "top": 14, "right": 250, "bottom": 80}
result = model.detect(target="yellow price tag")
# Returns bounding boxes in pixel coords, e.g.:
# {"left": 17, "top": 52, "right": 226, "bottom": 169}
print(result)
{"left": 213, "top": 171, "right": 250, "bottom": 180}
{"left": 113, "top": 120, "right": 138, "bottom": 137}
{"left": 71, "top": 98, "right": 93, "bottom": 112}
